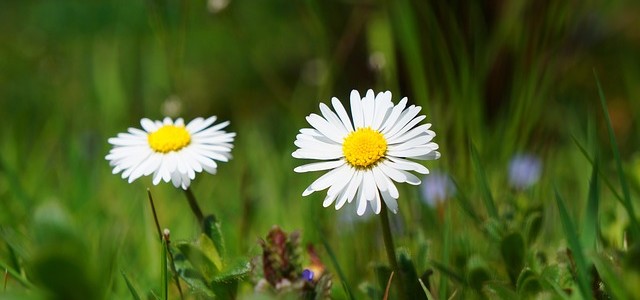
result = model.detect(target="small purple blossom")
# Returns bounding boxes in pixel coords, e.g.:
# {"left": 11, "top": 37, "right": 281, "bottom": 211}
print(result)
{"left": 302, "top": 269, "right": 314, "bottom": 282}
{"left": 420, "top": 172, "right": 455, "bottom": 206}
{"left": 508, "top": 153, "right": 542, "bottom": 190}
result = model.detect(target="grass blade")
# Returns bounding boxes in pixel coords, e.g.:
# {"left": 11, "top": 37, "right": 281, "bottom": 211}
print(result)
{"left": 594, "top": 70, "right": 640, "bottom": 238}
{"left": 470, "top": 142, "right": 498, "bottom": 220}
{"left": 439, "top": 204, "right": 451, "bottom": 300}
{"left": 0, "top": 259, "right": 34, "bottom": 289}
{"left": 554, "top": 189, "right": 591, "bottom": 298}
{"left": 121, "top": 271, "right": 142, "bottom": 300}
{"left": 582, "top": 157, "right": 599, "bottom": 250}
{"left": 320, "top": 237, "right": 355, "bottom": 300}
{"left": 571, "top": 136, "right": 622, "bottom": 203}
{"left": 161, "top": 238, "right": 168, "bottom": 300}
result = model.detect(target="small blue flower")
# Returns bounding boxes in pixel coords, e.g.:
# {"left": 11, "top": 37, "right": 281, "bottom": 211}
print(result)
{"left": 302, "top": 269, "right": 314, "bottom": 282}
{"left": 420, "top": 172, "right": 455, "bottom": 206}
{"left": 508, "top": 154, "right": 542, "bottom": 190}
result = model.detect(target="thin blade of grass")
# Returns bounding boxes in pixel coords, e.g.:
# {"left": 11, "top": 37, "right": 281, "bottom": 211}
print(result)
{"left": 451, "top": 179, "right": 482, "bottom": 224}
{"left": 470, "top": 142, "right": 498, "bottom": 219}
{"left": 161, "top": 238, "right": 168, "bottom": 300}
{"left": 320, "top": 237, "right": 355, "bottom": 300}
{"left": 571, "top": 136, "right": 622, "bottom": 202}
{"left": 430, "top": 260, "right": 465, "bottom": 286}
{"left": 0, "top": 260, "right": 33, "bottom": 289}
{"left": 418, "top": 278, "right": 435, "bottom": 300}
{"left": 594, "top": 70, "right": 640, "bottom": 237}
{"left": 121, "top": 271, "right": 142, "bottom": 300}
{"left": 582, "top": 157, "right": 599, "bottom": 250}
{"left": 554, "top": 189, "right": 591, "bottom": 298}
{"left": 382, "top": 271, "right": 394, "bottom": 300}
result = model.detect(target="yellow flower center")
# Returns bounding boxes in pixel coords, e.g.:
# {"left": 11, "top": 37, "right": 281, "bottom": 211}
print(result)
{"left": 147, "top": 125, "right": 191, "bottom": 153}
{"left": 342, "top": 127, "right": 387, "bottom": 169}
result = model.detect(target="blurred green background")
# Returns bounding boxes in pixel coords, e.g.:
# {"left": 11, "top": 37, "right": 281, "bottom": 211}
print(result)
{"left": 2, "top": 0, "right": 640, "bottom": 299}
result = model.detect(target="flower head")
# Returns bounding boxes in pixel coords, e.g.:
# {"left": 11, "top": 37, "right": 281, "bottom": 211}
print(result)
{"left": 293, "top": 89, "right": 440, "bottom": 216}
{"left": 508, "top": 153, "right": 542, "bottom": 190}
{"left": 420, "top": 171, "right": 455, "bottom": 206}
{"left": 106, "top": 116, "right": 235, "bottom": 189}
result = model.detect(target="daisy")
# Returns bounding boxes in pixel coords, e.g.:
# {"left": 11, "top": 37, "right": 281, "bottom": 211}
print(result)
{"left": 293, "top": 89, "right": 440, "bottom": 216}
{"left": 106, "top": 116, "right": 235, "bottom": 190}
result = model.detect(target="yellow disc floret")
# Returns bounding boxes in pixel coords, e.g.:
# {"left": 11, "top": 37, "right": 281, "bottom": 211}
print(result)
{"left": 342, "top": 127, "right": 387, "bottom": 169}
{"left": 148, "top": 125, "right": 191, "bottom": 153}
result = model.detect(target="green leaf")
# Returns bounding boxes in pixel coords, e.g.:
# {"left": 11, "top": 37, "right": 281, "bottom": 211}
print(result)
{"left": 171, "top": 249, "right": 215, "bottom": 298}
{"left": 501, "top": 232, "right": 525, "bottom": 284}
{"left": 121, "top": 271, "right": 141, "bottom": 300}
{"left": 524, "top": 210, "right": 543, "bottom": 245}
{"left": 592, "top": 256, "right": 633, "bottom": 299}
{"left": 485, "top": 282, "right": 518, "bottom": 299}
{"left": 515, "top": 269, "right": 542, "bottom": 297}
{"left": 211, "top": 258, "right": 250, "bottom": 284}
{"left": 175, "top": 234, "right": 222, "bottom": 282}
{"left": 202, "top": 215, "right": 226, "bottom": 261}
{"left": 397, "top": 250, "right": 427, "bottom": 300}
{"left": 554, "top": 189, "right": 591, "bottom": 298}
{"left": 594, "top": 70, "right": 640, "bottom": 239}
{"left": 466, "top": 256, "right": 490, "bottom": 291}
{"left": 470, "top": 142, "right": 498, "bottom": 219}
{"left": 430, "top": 260, "right": 465, "bottom": 286}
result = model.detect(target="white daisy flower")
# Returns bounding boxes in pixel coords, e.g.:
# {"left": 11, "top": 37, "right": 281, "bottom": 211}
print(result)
{"left": 293, "top": 89, "right": 440, "bottom": 216}
{"left": 106, "top": 116, "right": 235, "bottom": 190}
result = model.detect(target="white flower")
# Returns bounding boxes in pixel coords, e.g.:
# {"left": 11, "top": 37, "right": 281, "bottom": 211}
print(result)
{"left": 106, "top": 116, "right": 235, "bottom": 189}
{"left": 293, "top": 89, "right": 440, "bottom": 216}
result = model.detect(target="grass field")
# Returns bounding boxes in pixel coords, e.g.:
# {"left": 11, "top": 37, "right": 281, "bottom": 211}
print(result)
{"left": 2, "top": 1, "right": 640, "bottom": 299}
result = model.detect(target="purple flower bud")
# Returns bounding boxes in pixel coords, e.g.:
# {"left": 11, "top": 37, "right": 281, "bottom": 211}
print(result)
{"left": 420, "top": 172, "right": 455, "bottom": 206}
{"left": 302, "top": 269, "right": 314, "bottom": 282}
{"left": 508, "top": 154, "right": 542, "bottom": 190}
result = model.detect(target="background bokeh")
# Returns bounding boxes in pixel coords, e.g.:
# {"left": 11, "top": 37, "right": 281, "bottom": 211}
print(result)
{"left": 2, "top": 0, "right": 640, "bottom": 298}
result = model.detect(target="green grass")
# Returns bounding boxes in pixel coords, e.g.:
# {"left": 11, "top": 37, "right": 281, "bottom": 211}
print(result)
{"left": 2, "top": 0, "right": 640, "bottom": 299}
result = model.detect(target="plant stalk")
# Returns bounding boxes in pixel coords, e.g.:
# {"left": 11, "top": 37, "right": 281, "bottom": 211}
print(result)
{"left": 380, "top": 203, "right": 406, "bottom": 300}
{"left": 184, "top": 187, "right": 204, "bottom": 225}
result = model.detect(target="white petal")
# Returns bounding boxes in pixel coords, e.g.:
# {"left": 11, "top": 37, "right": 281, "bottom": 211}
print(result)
{"left": 379, "top": 97, "right": 407, "bottom": 133}
{"left": 380, "top": 189, "right": 399, "bottom": 213}
{"left": 350, "top": 90, "right": 364, "bottom": 128}
{"left": 371, "top": 190, "right": 382, "bottom": 214}
{"left": 385, "top": 106, "right": 423, "bottom": 137}
{"left": 292, "top": 149, "right": 343, "bottom": 160}
{"left": 336, "top": 170, "right": 362, "bottom": 209}
{"left": 319, "top": 103, "right": 348, "bottom": 136}
{"left": 175, "top": 118, "right": 185, "bottom": 126}
{"left": 306, "top": 114, "right": 344, "bottom": 143}
{"left": 372, "top": 91, "right": 393, "bottom": 130}
{"left": 387, "top": 157, "right": 429, "bottom": 174}
{"left": 356, "top": 184, "right": 368, "bottom": 216}
{"left": 141, "top": 118, "right": 158, "bottom": 132}
{"left": 294, "top": 160, "right": 344, "bottom": 173}
{"left": 362, "top": 89, "right": 375, "bottom": 126}
{"left": 388, "top": 124, "right": 433, "bottom": 144}
{"left": 163, "top": 117, "right": 173, "bottom": 125}
{"left": 363, "top": 171, "right": 376, "bottom": 201}
{"left": 302, "top": 165, "right": 347, "bottom": 196}
{"left": 413, "top": 151, "right": 441, "bottom": 160}
{"left": 332, "top": 97, "right": 354, "bottom": 132}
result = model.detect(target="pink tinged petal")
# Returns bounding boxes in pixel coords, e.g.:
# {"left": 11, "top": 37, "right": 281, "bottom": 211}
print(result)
{"left": 362, "top": 89, "right": 376, "bottom": 126}
{"left": 319, "top": 103, "right": 348, "bottom": 135}
{"left": 336, "top": 170, "right": 362, "bottom": 209}
{"left": 294, "top": 160, "right": 344, "bottom": 173}
{"left": 350, "top": 90, "right": 364, "bottom": 128}
{"left": 140, "top": 118, "right": 158, "bottom": 132}
{"left": 372, "top": 91, "right": 393, "bottom": 130}
{"left": 306, "top": 114, "right": 344, "bottom": 143}
{"left": 332, "top": 97, "right": 354, "bottom": 132}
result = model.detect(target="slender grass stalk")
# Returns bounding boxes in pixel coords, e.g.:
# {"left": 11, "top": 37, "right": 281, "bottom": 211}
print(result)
{"left": 121, "top": 271, "right": 142, "bottom": 300}
{"left": 3, "top": 268, "right": 7, "bottom": 291}
{"left": 0, "top": 260, "right": 33, "bottom": 289}
{"left": 320, "top": 237, "right": 355, "bottom": 300}
{"left": 147, "top": 190, "right": 184, "bottom": 299}
{"left": 184, "top": 187, "right": 204, "bottom": 225}
{"left": 439, "top": 203, "right": 451, "bottom": 299}
{"left": 382, "top": 271, "right": 394, "bottom": 300}
{"left": 380, "top": 204, "right": 406, "bottom": 300}
{"left": 160, "top": 236, "right": 168, "bottom": 300}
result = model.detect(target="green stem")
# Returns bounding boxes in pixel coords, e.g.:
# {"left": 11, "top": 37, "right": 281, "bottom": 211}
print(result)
{"left": 380, "top": 203, "right": 406, "bottom": 300}
{"left": 184, "top": 187, "right": 204, "bottom": 225}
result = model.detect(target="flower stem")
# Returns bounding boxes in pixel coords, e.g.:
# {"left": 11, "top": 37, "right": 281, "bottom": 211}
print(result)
{"left": 379, "top": 203, "right": 406, "bottom": 299}
{"left": 184, "top": 187, "right": 204, "bottom": 225}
